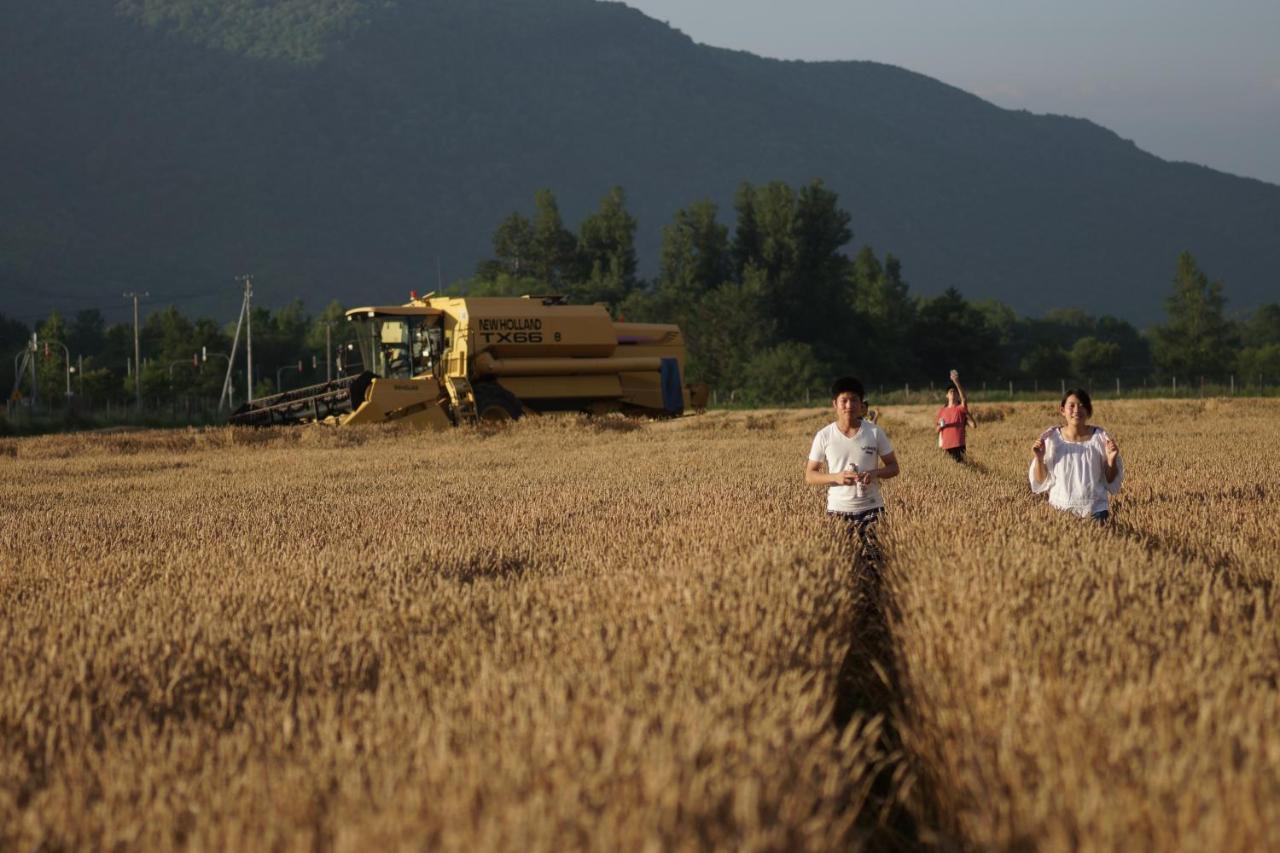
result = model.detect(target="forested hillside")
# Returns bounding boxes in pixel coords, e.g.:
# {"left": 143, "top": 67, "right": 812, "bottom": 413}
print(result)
{"left": 3, "top": 0, "right": 1279, "bottom": 327}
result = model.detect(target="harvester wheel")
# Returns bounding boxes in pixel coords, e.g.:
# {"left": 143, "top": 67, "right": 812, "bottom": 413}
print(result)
{"left": 473, "top": 382, "right": 523, "bottom": 422}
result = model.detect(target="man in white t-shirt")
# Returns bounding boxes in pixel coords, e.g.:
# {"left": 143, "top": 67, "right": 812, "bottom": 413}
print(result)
{"left": 805, "top": 376, "right": 900, "bottom": 564}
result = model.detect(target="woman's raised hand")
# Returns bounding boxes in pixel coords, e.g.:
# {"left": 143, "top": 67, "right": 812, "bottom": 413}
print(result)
{"left": 1033, "top": 428, "right": 1054, "bottom": 461}
{"left": 1105, "top": 435, "right": 1120, "bottom": 466}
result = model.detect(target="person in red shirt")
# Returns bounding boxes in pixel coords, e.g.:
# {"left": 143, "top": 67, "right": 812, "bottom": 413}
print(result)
{"left": 936, "top": 369, "right": 977, "bottom": 462}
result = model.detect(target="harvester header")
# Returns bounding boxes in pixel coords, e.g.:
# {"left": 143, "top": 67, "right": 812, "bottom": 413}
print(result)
{"left": 230, "top": 294, "right": 707, "bottom": 428}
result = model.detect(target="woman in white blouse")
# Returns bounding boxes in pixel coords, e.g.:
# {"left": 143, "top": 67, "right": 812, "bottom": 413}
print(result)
{"left": 1029, "top": 389, "right": 1123, "bottom": 521}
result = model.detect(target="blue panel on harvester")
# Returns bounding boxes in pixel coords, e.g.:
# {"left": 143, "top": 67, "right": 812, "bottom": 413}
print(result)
{"left": 660, "top": 357, "right": 683, "bottom": 415}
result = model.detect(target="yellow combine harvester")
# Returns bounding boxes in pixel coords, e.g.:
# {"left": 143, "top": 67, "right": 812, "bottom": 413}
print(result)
{"left": 229, "top": 294, "right": 707, "bottom": 428}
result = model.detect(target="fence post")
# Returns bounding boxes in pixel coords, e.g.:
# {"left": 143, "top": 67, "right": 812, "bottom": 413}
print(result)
{"left": 1173, "top": 375, "right": 1177, "bottom": 395}
{"left": 1008, "top": 379, "right": 1013, "bottom": 398}
{"left": 1116, "top": 377, "right": 1120, "bottom": 396}
{"left": 1230, "top": 374, "right": 1235, "bottom": 395}
{"left": 1060, "top": 378, "right": 1065, "bottom": 396}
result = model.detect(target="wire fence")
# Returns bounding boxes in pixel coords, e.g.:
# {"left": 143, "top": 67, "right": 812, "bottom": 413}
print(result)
{"left": 4, "top": 373, "right": 1278, "bottom": 435}
{"left": 709, "top": 373, "right": 1280, "bottom": 409}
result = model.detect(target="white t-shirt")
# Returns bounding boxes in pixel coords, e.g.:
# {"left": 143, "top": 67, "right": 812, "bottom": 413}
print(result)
{"left": 809, "top": 420, "right": 895, "bottom": 514}
{"left": 1028, "top": 425, "right": 1124, "bottom": 516}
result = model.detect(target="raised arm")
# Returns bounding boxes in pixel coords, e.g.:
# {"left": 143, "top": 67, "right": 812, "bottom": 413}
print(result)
{"left": 1102, "top": 434, "right": 1121, "bottom": 485}
{"left": 1030, "top": 431, "right": 1051, "bottom": 489}
{"left": 949, "top": 369, "right": 968, "bottom": 407}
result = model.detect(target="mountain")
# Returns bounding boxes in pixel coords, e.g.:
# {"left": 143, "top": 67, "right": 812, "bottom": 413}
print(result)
{"left": 3, "top": 0, "right": 1278, "bottom": 326}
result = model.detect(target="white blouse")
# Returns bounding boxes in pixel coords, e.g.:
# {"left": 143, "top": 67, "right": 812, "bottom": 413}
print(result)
{"left": 1028, "top": 426, "right": 1123, "bottom": 516}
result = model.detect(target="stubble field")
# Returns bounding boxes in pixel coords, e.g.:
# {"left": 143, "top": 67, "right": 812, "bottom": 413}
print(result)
{"left": 1, "top": 399, "right": 1276, "bottom": 850}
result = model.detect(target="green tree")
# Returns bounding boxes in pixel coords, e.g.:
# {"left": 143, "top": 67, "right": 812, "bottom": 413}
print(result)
{"left": 101, "top": 323, "right": 135, "bottom": 400}
{"left": 1241, "top": 304, "right": 1280, "bottom": 347}
{"left": 741, "top": 341, "right": 828, "bottom": 406}
{"left": 478, "top": 212, "right": 535, "bottom": 279}
{"left": 733, "top": 182, "right": 794, "bottom": 287}
{"left": 68, "top": 309, "right": 105, "bottom": 358}
{"left": 457, "top": 272, "right": 545, "bottom": 299}
{"left": 529, "top": 188, "right": 581, "bottom": 287}
{"left": 1150, "top": 251, "right": 1237, "bottom": 379}
{"left": 1020, "top": 344, "right": 1071, "bottom": 381}
{"left": 1092, "top": 315, "right": 1151, "bottom": 378}
{"left": 36, "top": 312, "right": 72, "bottom": 401}
{"left": 247, "top": 300, "right": 311, "bottom": 393}
{"left": 684, "top": 271, "right": 776, "bottom": 391}
{"left": 731, "top": 180, "right": 853, "bottom": 357}
{"left": 730, "top": 182, "right": 762, "bottom": 281}
{"left": 788, "top": 180, "right": 854, "bottom": 352}
{"left": 912, "top": 288, "right": 1002, "bottom": 382}
{"left": 0, "top": 312, "right": 30, "bottom": 396}
{"left": 477, "top": 189, "right": 582, "bottom": 291}
{"left": 305, "top": 299, "right": 354, "bottom": 380}
{"left": 79, "top": 366, "right": 118, "bottom": 406}
{"left": 141, "top": 306, "right": 200, "bottom": 400}
{"left": 848, "top": 248, "right": 918, "bottom": 380}
{"left": 1069, "top": 336, "right": 1122, "bottom": 384}
{"left": 1236, "top": 344, "right": 1280, "bottom": 385}
{"left": 188, "top": 317, "right": 232, "bottom": 397}
{"left": 657, "top": 200, "right": 731, "bottom": 307}
{"left": 974, "top": 298, "right": 1023, "bottom": 377}
{"left": 574, "top": 186, "right": 638, "bottom": 306}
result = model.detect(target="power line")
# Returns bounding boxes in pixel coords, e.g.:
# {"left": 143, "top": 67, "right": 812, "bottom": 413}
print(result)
{"left": 5, "top": 293, "right": 226, "bottom": 324}
{"left": 4, "top": 286, "right": 251, "bottom": 326}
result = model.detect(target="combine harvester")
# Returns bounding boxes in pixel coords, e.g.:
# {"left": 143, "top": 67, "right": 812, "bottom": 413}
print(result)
{"left": 230, "top": 293, "right": 707, "bottom": 428}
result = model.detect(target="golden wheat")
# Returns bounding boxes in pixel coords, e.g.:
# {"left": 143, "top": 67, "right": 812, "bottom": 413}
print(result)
{"left": 0, "top": 413, "right": 881, "bottom": 850}
{"left": 0, "top": 400, "right": 1275, "bottom": 850}
{"left": 882, "top": 398, "right": 1280, "bottom": 852}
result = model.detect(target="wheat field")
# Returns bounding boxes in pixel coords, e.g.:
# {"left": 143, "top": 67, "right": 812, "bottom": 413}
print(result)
{"left": 1, "top": 399, "right": 1276, "bottom": 850}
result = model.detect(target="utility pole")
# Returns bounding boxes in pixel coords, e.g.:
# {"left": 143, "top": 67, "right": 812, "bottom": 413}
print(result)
{"left": 123, "top": 291, "right": 148, "bottom": 411}
{"left": 29, "top": 333, "right": 37, "bottom": 404}
{"left": 234, "top": 274, "right": 254, "bottom": 402}
{"left": 220, "top": 279, "right": 252, "bottom": 411}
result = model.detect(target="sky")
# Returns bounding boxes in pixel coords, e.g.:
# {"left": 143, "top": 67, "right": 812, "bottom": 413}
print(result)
{"left": 622, "top": 0, "right": 1280, "bottom": 186}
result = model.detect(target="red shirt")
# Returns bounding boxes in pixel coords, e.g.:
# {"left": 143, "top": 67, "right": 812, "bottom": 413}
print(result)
{"left": 937, "top": 404, "right": 968, "bottom": 450}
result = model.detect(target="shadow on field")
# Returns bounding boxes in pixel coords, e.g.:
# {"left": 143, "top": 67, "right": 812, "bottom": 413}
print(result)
{"left": 439, "top": 551, "right": 533, "bottom": 584}
{"left": 1103, "top": 518, "right": 1274, "bottom": 596}
{"left": 833, "top": 547, "right": 955, "bottom": 851}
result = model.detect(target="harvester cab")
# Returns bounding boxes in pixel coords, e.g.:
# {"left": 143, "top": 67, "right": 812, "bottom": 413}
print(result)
{"left": 348, "top": 306, "right": 444, "bottom": 381}
{"left": 229, "top": 294, "right": 708, "bottom": 429}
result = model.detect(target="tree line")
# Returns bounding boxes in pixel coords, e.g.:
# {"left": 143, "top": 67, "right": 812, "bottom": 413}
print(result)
{"left": 1, "top": 300, "right": 354, "bottom": 412}
{"left": 4, "top": 182, "right": 1279, "bottom": 411}
{"left": 460, "top": 183, "right": 1280, "bottom": 402}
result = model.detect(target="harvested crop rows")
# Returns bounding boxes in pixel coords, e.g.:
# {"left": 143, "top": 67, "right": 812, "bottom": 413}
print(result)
{"left": 1, "top": 399, "right": 1276, "bottom": 850}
